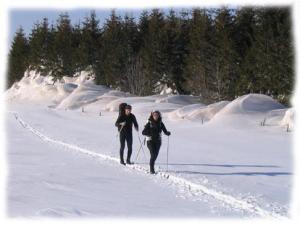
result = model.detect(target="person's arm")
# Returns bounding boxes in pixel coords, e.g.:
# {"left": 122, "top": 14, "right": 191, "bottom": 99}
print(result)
{"left": 161, "top": 122, "right": 171, "bottom": 136}
{"left": 115, "top": 116, "right": 125, "bottom": 127}
{"left": 132, "top": 114, "right": 139, "bottom": 131}
{"left": 115, "top": 116, "right": 121, "bottom": 127}
{"left": 142, "top": 122, "right": 150, "bottom": 136}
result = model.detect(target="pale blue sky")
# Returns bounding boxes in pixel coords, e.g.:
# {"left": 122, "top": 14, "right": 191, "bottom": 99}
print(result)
{"left": 8, "top": 8, "right": 191, "bottom": 44}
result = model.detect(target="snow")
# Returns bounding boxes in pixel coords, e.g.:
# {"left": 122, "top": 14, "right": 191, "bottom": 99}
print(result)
{"left": 5, "top": 71, "right": 70, "bottom": 105}
{"left": 214, "top": 94, "right": 285, "bottom": 116}
{"left": 168, "top": 101, "right": 229, "bottom": 122}
{"left": 56, "top": 83, "right": 111, "bottom": 110}
{"left": 155, "top": 94, "right": 201, "bottom": 105}
{"left": 7, "top": 112, "right": 220, "bottom": 218}
{"left": 5, "top": 71, "right": 294, "bottom": 218}
{"left": 280, "top": 108, "right": 294, "bottom": 130}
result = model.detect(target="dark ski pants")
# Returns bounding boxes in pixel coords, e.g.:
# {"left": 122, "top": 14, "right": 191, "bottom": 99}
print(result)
{"left": 147, "top": 140, "right": 161, "bottom": 173}
{"left": 119, "top": 132, "right": 133, "bottom": 162}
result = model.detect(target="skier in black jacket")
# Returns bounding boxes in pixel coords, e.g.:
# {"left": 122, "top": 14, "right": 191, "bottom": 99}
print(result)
{"left": 115, "top": 104, "right": 138, "bottom": 165}
{"left": 142, "top": 110, "right": 171, "bottom": 174}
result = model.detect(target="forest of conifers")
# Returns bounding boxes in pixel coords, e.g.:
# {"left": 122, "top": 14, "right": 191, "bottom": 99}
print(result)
{"left": 7, "top": 7, "right": 293, "bottom": 104}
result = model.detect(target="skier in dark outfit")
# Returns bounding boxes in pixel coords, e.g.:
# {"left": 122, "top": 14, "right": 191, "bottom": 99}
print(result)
{"left": 115, "top": 104, "right": 138, "bottom": 165}
{"left": 142, "top": 110, "right": 171, "bottom": 174}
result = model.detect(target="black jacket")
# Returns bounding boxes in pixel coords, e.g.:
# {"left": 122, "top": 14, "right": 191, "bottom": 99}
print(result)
{"left": 115, "top": 113, "right": 138, "bottom": 134}
{"left": 142, "top": 118, "right": 169, "bottom": 141}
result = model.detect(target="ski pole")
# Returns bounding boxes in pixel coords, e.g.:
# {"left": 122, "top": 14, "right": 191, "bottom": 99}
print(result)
{"left": 166, "top": 136, "right": 170, "bottom": 172}
{"left": 137, "top": 132, "right": 147, "bottom": 161}
{"left": 119, "top": 124, "right": 125, "bottom": 133}
{"left": 114, "top": 124, "right": 124, "bottom": 157}
{"left": 135, "top": 140, "right": 144, "bottom": 162}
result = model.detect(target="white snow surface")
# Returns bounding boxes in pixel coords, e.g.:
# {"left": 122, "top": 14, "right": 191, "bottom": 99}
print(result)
{"left": 280, "top": 108, "right": 295, "bottom": 130}
{"left": 5, "top": 71, "right": 293, "bottom": 218}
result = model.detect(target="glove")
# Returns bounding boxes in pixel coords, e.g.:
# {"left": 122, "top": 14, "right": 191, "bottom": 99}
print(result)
{"left": 166, "top": 131, "right": 171, "bottom": 136}
{"left": 120, "top": 122, "right": 126, "bottom": 126}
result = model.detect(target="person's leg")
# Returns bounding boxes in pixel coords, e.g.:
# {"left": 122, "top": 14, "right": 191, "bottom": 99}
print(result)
{"left": 147, "top": 141, "right": 156, "bottom": 173}
{"left": 153, "top": 141, "right": 161, "bottom": 162}
{"left": 152, "top": 141, "right": 161, "bottom": 172}
{"left": 119, "top": 133, "right": 126, "bottom": 164}
{"left": 126, "top": 133, "right": 133, "bottom": 164}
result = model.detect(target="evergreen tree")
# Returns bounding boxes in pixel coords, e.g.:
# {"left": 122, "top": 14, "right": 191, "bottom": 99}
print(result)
{"left": 164, "top": 9, "right": 187, "bottom": 94}
{"left": 28, "top": 18, "right": 53, "bottom": 75}
{"left": 121, "top": 14, "right": 141, "bottom": 93}
{"left": 140, "top": 9, "right": 167, "bottom": 94}
{"left": 100, "top": 10, "right": 124, "bottom": 87}
{"left": 130, "top": 10, "right": 152, "bottom": 95}
{"left": 183, "top": 8, "right": 215, "bottom": 101}
{"left": 233, "top": 7, "right": 256, "bottom": 95}
{"left": 248, "top": 8, "right": 293, "bottom": 104}
{"left": 81, "top": 11, "right": 102, "bottom": 81}
{"left": 6, "top": 7, "right": 293, "bottom": 104}
{"left": 211, "top": 7, "right": 239, "bottom": 100}
{"left": 72, "top": 22, "right": 85, "bottom": 73}
{"left": 52, "top": 13, "right": 75, "bottom": 80}
{"left": 7, "top": 27, "right": 29, "bottom": 88}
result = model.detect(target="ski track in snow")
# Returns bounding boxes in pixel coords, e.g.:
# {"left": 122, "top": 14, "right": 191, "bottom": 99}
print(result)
{"left": 9, "top": 111, "right": 286, "bottom": 219}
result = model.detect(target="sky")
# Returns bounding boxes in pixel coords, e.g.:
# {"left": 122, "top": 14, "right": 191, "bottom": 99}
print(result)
{"left": 8, "top": 8, "right": 191, "bottom": 45}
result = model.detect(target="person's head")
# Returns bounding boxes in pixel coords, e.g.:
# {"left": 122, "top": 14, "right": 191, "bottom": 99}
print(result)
{"left": 150, "top": 110, "right": 161, "bottom": 122}
{"left": 125, "top": 105, "right": 132, "bottom": 115}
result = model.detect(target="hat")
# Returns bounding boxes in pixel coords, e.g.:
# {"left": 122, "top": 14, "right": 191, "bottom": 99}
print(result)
{"left": 125, "top": 105, "right": 132, "bottom": 110}
{"left": 151, "top": 110, "right": 161, "bottom": 117}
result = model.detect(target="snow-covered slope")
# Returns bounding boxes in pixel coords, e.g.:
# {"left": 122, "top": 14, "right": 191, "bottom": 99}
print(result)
{"left": 280, "top": 108, "right": 294, "bottom": 130}
{"left": 5, "top": 71, "right": 293, "bottom": 218}
{"left": 205, "top": 94, "right": 286, "bottom": 129}
{"left": 6, "top": 72, "right": 291, "bottom": 128}
{"left": 168, "top": 101, "right": 229, "bottom": 122}
{"left": 56, "top": 83, "right": 111, "bottom": 110}
{"left": 216, "top": 94, "right": 285, "bottom": 115}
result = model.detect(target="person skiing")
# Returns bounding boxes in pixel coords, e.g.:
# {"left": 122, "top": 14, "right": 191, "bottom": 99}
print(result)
{"left": 115, "top": 104, "right": 138, "bottom": 165}
{"left": 142, "top": 110, "right": 171, "bottom": 174}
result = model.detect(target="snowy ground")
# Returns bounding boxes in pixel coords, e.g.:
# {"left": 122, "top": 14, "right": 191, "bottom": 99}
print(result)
{"left": 5, "top": 72, "right": 294, "bottom": 218}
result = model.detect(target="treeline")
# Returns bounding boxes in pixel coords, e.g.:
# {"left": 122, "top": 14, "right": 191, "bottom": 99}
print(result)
{"left": 7, "top": 7, "right": 293, "bottom": 104}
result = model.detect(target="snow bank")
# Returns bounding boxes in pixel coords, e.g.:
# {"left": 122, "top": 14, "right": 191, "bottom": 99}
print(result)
{"left": 132, "top": 102, "right": 181, "bottom": 116}
{"left": 262, "top": 108, "right": 294, "bottom": 129}
{"left": 102, "top": 90, "right": 133, "bottom": 98}
{"left": 104, "top": 94, "right": 183, "bottom": 115}
{"left": 155, "top": 95, "right": 201, "bottom": 105}
{"left": 207, "top": 94, "right": 287, "bottom": 128}
{"left": 56, "top": 83, "right": 110, "bottom": 110}
{"left": 168, "top": 101, "right": 229, "bottom": 122}
{"left": 62, "top": 71, "right": 95, "bottom": 85}
{"left": 168, "top": 104, "right": 206, "bottom": 120}
{"left": 7, "top": 71, "right": 290, "bottom": 130}
{"left": 187, "top": 101, "right": 230, "bottom": 122}
{"left": 105, "top": 97, "right": 156, "bottom": 112}
{"left": 75, "top": 90, "right": 134, "bottom": 112}
{"left": 214, "top": 94, "right": 285, "bottom": 117}
{"left": 259, "top": 109, "right": 288, "bottom": 126}
{"left": 280, "top": 108, "right": 294, "bottom": 130}
{"left": 5, "top": 71, "right": 73, "bottom": 104}
{"left": 6, "top": 70, "right": 113, "bottom": 109}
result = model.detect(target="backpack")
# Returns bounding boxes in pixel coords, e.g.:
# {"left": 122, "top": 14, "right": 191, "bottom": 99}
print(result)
{"left": 119, "top": 103, "right": 127, "bottom": 116}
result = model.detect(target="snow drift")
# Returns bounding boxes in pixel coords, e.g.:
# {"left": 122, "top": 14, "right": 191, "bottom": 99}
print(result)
{"left": 6, "top": 71, "right": 74, "bottom": 104}
{"left": 280, "top": 108, "right": 294, "bottom": 130}
{"left": 155, "top": 95, "right": 201, "bottom": 105}
{"left": 56, "top": 83, "right": 111, "bottom": 110}
{"left": 5, "top": 70, "right": 293, "bottom": 218}
{"left": 5, "top": 71, "right": 292, "bottom": 128}
{"left": 217, "top": 94, "right": 285, "bottom": 115}
{"left": 168, "top": 101, "right": 230, "bottom": 122}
